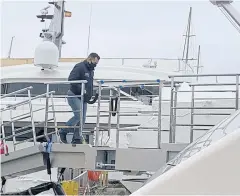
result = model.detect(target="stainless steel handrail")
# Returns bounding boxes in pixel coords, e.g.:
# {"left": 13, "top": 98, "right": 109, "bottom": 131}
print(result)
{"left": 2, "top": 74, "right": 240, "bottom": 156}
{"left": 1, "top": 88, "right": 56, "bottom": 153}
{"left": 44, "top": 80, "right": 87, "bottom": 142}
{"left": 0, "top": 86, "right": 33, "bottom": 99}
{"left": 169, "top": 74, "right": 240, "bottom": 143}
{"left": 94, "top": 79, "right": 163, "bottom": 148}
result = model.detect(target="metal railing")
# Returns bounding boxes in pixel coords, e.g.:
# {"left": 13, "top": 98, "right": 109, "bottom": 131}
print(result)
{"left": 59, "top": 168, "right": 109, "bottom": 195}
{"left": 0, "top": 86, "right": 56, "bottom": 154}
{"left": 2, "top": 74, "right": 240, "bottom": 155}
{"left": 94, "top": 79, "right": 166, "bottom": 148}
{"left": 61, "top": 168, "right": 89, "bottom": 195}
{"left": 168, "top": 73, "right": 240, "bottom": 143}
{"left": 44, "top": 80, "right": 87, "bottom": 142}
{"left": 41, "top": 79, "right": 167, "bottom": 148}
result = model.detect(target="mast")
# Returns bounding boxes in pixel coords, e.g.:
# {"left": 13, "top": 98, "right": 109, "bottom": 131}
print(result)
{"left": 7, "top": 36, "right": 15, "bottom": 59}
{"left": 196, "top": 45, "right": 201, "bottom": 81}
{"left": 182, "top": 7, "right": 196, "bottom": 73}
{"left": 185, "top": 7, "right": 192, "bottom": 65}
{"left": 87, "top": 4, "right": 93, "bottom": 56}
{"left": 36, "top": 1, "right": 67, "bottom": 58}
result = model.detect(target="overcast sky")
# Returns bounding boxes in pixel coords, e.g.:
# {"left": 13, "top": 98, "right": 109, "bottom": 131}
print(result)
{"left": 1, "top": 0, "right": 240, "bottom": 74}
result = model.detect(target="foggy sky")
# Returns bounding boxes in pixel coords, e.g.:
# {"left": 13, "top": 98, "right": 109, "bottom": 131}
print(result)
{"left": 1, "top": 0, "right": 240, "bottom": 74}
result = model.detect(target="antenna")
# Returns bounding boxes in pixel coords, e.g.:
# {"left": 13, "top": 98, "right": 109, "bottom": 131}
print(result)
{"left": 36, "top": 1, "right": 68, "bottom": 57}
{"left": 86, "top": 4, "right": 93, "bottom": 56}
{"left": 7, "top": 36, "right": 15, "bottom": 59}
{"left": 181, "top": 7, "right": 196, "bottom": 74}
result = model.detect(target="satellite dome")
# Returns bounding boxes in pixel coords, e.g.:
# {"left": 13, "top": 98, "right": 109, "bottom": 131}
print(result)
{"left": 34, "top": 41, "right": 59, "bottom": 69}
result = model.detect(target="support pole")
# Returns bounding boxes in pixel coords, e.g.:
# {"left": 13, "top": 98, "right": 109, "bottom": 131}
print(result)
{"left": 28, "top": 89, "right": 37, "bottom": 144}
{"left": 10, "top": 108, "right": 16, "bottom": 151}
{"left": 196, "top": 45, "right": 201, "bottom": 81}
{"left": 172, "top": 86, "right": 178, "bottom": 143}
{"left": 169, "top": 77, "right": 175, "bottom": 143}
{"left": 44, "top": 84, "right": 50, "bottom": 141}
{"left": 107, "top": 89, "right": 113, "bottom": 138}
{"left": 116, "top": 87, "right": 121, "bottom": 148}
{"left": 235, "top": 75, "right": 239, "bottom": 110}
{"left": 95, "top": 82, "right": 102, "bottom": 146}
{"left": 190, "top": 85, "right": 195, "bottom": 143}
{"left": 51, "top": 93, "right": 59, "bottom": 142}
{"left": 157, "top": 80, "right": 162, "bottom": 148}
{"left": 79, "top": 82, "right": 85, "bottom": 141}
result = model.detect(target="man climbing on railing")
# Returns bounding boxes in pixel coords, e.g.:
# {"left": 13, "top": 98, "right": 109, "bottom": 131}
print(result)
{"left": 58, "top": 53, "right": 100, "bottom": 144}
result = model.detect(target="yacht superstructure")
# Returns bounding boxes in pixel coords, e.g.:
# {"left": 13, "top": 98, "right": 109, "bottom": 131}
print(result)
{"left": 1, "top": 0, "right": 240, "bottom": 195}
{"left": 0, "top": 0, "right": 201, "bottom": 144}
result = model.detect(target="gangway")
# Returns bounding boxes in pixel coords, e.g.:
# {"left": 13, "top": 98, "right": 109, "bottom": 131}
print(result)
{"left": 1, "top": 80, "right": 187, "bottom": 180}
{"left": 1, "top": 74, "right": 240, "bottom": 191}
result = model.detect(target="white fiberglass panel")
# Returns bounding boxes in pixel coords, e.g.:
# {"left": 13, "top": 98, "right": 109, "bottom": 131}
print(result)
{"left": 144, "top": 109, "right": 240, "bottom": 185}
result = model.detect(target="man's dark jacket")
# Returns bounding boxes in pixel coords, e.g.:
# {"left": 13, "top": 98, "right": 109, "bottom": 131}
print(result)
{"left": 68, "top": 60, "right": 94, "bottom": 102}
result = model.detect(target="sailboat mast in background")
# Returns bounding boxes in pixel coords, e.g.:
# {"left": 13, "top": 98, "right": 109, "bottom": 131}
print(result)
{"left": 7, "top": 36, "right": 15, "bottom": 59}
{"left": 86, "top": 4, "right": 93, "bottom": 56}
{"left": 181, "top": 7, "right": 202, "bottom": 75}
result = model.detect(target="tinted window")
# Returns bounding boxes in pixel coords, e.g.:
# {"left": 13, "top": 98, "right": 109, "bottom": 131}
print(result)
{"left": 3, "top": 82, "right": 155, "bottom": 101}
{"left": 1, "top": 84, "right": 6, "bottom": 94}
{"left": 4, "top": 83, "right": 70, "bottom": 96}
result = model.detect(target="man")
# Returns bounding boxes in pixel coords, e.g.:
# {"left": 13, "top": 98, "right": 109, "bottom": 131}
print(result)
{"left": 59, "top": 53, "right": 100, "bottom": 144}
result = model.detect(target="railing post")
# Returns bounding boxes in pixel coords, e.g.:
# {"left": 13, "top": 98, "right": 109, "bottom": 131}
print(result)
{"left": 95, "top": 81, "right": 102, "bottom": 146}
{"left": 50, "top": 93, "right": 59, "bottom": 142}
{"left": 80, "top": 82, "right": 85, "bottom": 142}
{"left": 28, "top": 89, "right": 37, "bottom": 144}
{"left": 190, "top": 85, "right": 195, "bottom": 143}
{"left": 116, "top": 87, "right": 121, "bottom": 148}
{"left": 107, "top": 89, "right": 113, "bottom": 139}
{"left": 169, "top": 77, "right": 175, "bottom": 143}
{"left": 236, "top": 75, "right": 239, "bottom": 110}
{"left": 44, "top": 84, "right": 50, "bottom": 141}
{"left": 157, "top": 80, "right": 162, "bottom": 149}
{"left": 1, "top": 117, "right": 8, "bottom": 155}
{"left": 10, "top": 108, "right": 16, "bottom": 151}
{"left": 172, "top": 86, "right": 178, "bottom": 143}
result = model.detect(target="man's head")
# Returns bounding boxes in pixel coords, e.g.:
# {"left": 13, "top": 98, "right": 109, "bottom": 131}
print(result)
{"left": 86, "top": 53, "right": 100, "bottom": 67}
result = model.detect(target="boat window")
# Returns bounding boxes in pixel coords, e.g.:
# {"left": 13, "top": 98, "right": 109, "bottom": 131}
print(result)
{"left": 93, "top": 88, "right": 132, "bottom": 101}
{"left": 3, "top": 83, "right": 70, "bottom": 96}
{"left": 2, "top": 82, "right": 155, "bottom": 102}
{"left": 1, "top": 84, "right": 6, "bottom": 94}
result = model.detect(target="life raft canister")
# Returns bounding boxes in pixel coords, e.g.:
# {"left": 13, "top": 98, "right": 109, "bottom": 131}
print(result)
{"left": 0, "top": 141, "right": 8, "bottom": 154}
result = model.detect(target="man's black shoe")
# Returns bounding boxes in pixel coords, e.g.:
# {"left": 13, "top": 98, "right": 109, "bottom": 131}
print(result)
{"left": 58, "top": 131, "right": 67, "bottom": 144}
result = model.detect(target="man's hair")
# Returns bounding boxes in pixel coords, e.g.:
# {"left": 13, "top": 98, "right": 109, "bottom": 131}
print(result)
{"left": 88, "top": 53, "right": 100, "bottom": 60}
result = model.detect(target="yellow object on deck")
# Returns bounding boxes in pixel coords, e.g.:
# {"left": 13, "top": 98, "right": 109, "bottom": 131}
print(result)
{"left": 61, "top": 180, "right": 79, "bottom": 195}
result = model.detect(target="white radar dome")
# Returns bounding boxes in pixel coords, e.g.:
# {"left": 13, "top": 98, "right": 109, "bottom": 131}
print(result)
{"left": 34, "top": 41, "right": 59, "bottom": 69}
